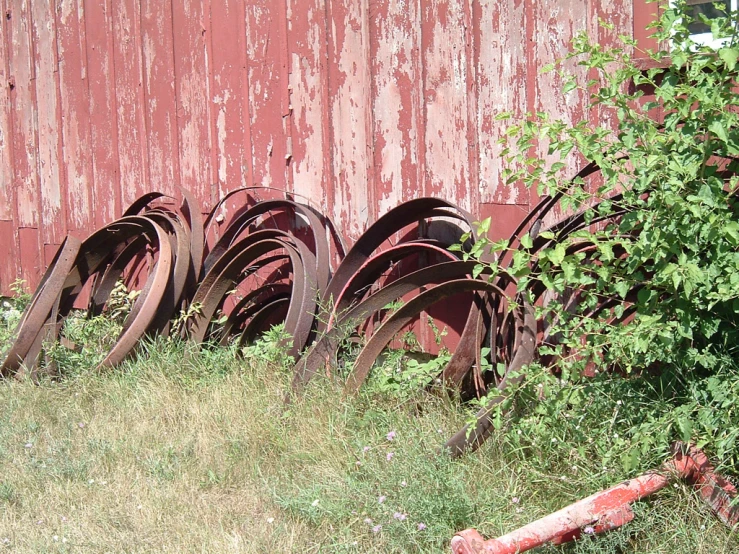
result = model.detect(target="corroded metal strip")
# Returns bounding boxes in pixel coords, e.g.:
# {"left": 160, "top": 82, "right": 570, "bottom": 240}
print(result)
{"left": 1, "top": 236, "right": 81, "bottom": 375}
{"left": 343, "top": 279, "right": 511, "bottom": 394}
{"left": 444, "top": 299, "right": 536, "bottom": 457}
{"left": 323, "top": 198, "right": 476, "bottom": 305}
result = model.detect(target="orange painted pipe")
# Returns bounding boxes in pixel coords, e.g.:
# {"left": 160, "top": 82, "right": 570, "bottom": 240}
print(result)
{"left": 451, "top": 444, "right": 738, "bottom": 554}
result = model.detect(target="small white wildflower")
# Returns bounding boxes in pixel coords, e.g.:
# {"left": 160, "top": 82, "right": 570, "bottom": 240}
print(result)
{"left": 700, "top": 524, "right": 706, "bottom": 530}
{"left": 52, "top": 536, "right": 59, "bottom": 542}
{"left": 24, "top": 442, "right": 32, "bottom": 449}
{"left": 401, "top": 480, "right": 407, "bottom": 487}
{"left": 267, "top": 517, "right": 275, "bottom": 523}
{"left": 616, "top": 400, "right": 622, "bottom": 406}
{"left": 311, "top": 499, "right": 319, "bottom": 507}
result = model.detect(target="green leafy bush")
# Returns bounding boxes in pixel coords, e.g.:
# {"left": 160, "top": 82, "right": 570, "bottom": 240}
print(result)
{"left": 474, "top": 1, "right": 739, "bottom": 473}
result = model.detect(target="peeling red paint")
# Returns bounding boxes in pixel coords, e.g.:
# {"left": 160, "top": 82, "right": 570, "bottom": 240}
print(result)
{"left": 1, "top": 0, "right": 643, "bottom": 295}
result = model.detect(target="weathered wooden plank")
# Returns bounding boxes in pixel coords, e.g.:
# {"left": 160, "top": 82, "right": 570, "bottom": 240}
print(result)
{"left": 32, "top": 0, "right": 66, "bottom": 244}
{"left": 597, "top": 0, "right": 634, "bottom": 132}
{"left": 17, "top": 226, "right": 41, "bottom": 286}
{"left": 370, "top": 0, "right": 423, "bottom": 216}
{"left": 111, "top": 0, "right": 148, "bottom": 210}
{"left": 209, "top": 0, "right": 252, "bottom": 203}
{"left": 531, "top": 0, "right": 590, "bottom": 162}
{"left": 0, "top": 222, "right": 18, "bottom": 294}
{"left": 8, "top": 0, "right": 40, "bottom": 229}
{"left": 476, "top": 0, "right": 528, "bottom": 207}
{"left": 245, "top": 1, "right": 289, "bottom": 191}
{"left": 327, "top": 0, "right": 374, "bottom": 241}
{"left": 172, "top": 0, "right": 212, "bottom": 207}
{"left": 0, "top": 0, "right": 15, "bottom": 224}
{"left": 56, "top": 0, "right": 94, "bottom": 233}
{"left": 421, "top": 0, "right": 472, "bottom": 213}
{"left": 531, "top": 0, "right": 590, "bottom": 226}
{"left": 633, "top": 0, "right": 659, "bottom": 54}
{"left": 287, "top": 0, "right": 332, "bottom": 215}
{"left": 85, "top": 0, "right": 121, "bottom": 227}
{"left": 140, "top": 0, "right": 179, "bottom": 197}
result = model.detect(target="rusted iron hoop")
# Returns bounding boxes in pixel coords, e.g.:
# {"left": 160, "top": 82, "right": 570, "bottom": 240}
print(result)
{"left": 343, "top": 278, "right": 512, "bottom": 394}
{"left": 0, "top": 236, "right": 82, "bottom": 376}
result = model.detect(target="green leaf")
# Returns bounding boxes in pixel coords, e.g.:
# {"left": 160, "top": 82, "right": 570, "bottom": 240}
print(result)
{"left": 520, "top": 233, "right": 533, "bottom": 249}
{"left": 549, "top": 243, "right": 566, "bottom": 266}
{"left": 614, "top": 280, "right": 630, "bottom": 299}
{"left": 719, "top": 46, "right": 739, "bottom": 70}
{"left": 477, "top": 217, "right": 492, "bottom": 235}
{"left": 677, "top": 416, "right": 693, "bottom": 443}
{"left": 709, "top": 120, "right": 729, "bottom": 143}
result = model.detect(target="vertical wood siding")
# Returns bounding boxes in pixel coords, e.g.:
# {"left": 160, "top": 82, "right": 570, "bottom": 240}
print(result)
{"left": 0, "top": 0, "right": 636, "bottom": 294}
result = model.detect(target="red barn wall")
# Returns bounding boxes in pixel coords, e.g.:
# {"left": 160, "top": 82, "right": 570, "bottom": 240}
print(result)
{"left": 0, "top": 0, "right": 638, "bottom": 295}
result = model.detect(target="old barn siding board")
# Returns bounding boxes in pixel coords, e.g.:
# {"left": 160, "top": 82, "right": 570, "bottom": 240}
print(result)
{"left": 56, "top": 0, "right": 94, "bottom": 234}
{"left": 371, "top": 0, "right": 423, "bottom": 216}
{"left": 140, "top": 0, "right": 179, "bottom": 197}
{"left": 477, "top": 0, "right": 528, "bottom": 207}
{"left": 531, "top": 0, "right": 590, "bottom": 166}
{"left": 530, "top": 0, "right": 591, "bottom": 227}
{"left": 244, "top": 0, "right": 289, "bottom": 191}
{"left": 0, "top": 0, "right": 18, "bottom": 290}
{"left": 421, "top": 0, "right": 472, "bottom": 213}
{"left": 32, "top": 1, "right": 66, "bottom": 244}
{"left": 209, "top": 0, "right": 251, "bottom": 201}
{"left": 112, "top": 0, "right": 149, "bottom": 209}
{"left": 8, "top": 0, "right": 40, "bottom": 229}
{"left": 86, "top": 0, "right": 121, "bottom": 228}
{"left": 0, "top": 0, "right": 15, "bottom": 223}
{"left": 287, "top": 0, "right": 333, "bottom": 215}
{"left": 0, "top": 221, "right": 18, "bottom": 292}
{"left": 172, "top": 0, "right": 212, "bottom": 207}
{"left": 327, "top": 0, "right": 375, "bottom": 240}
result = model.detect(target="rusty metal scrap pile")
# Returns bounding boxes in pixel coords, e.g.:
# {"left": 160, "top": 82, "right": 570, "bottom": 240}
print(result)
{"left": 0, "top": 165, "right": 616, "bottom": 455}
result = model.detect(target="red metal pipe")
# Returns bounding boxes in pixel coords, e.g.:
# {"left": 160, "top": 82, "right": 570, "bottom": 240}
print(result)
{"left": 451, "top": 444, "right": 738, "bottom": 554}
